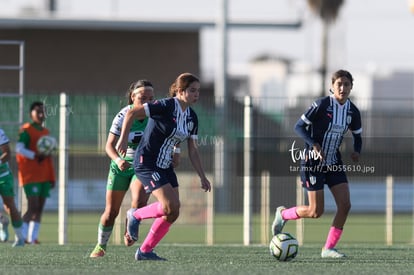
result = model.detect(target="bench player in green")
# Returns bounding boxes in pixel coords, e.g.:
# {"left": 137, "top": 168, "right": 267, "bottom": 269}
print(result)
{"left": 90, "top": 80, "right": 180, "bottom": 257}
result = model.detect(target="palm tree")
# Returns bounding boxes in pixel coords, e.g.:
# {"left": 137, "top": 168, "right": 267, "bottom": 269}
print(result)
{"left": 307, "top": 0, "right": 344, "bottom": 97}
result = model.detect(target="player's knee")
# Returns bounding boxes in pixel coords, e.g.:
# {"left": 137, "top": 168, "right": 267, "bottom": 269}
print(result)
{"left": 131, "top": 201, "right": 147, "bottom": 209}
{"left": 169, "top": 209, "right": 180, "bottom": 223}
{"left": 163, "top": 201, "right": 180, "bottom": 221}
{"left": 104, "top": 208, "right": 119, "bottom": 220}
{"left": 339, "top": 201, "right": 351, "bottom": 213}
{"left": 309, "top": 209, "right": 324, "bottom": 219}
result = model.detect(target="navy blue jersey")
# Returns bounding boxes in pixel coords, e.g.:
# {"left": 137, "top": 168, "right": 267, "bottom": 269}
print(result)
{"left": 137, "top": 97, "right": 198, "bottom": 169}
{"left": 299, "top": 95, "right": 362, "bottom": 165}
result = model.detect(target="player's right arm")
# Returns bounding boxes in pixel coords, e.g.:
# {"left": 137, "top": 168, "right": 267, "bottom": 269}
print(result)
{"left": 15, "top": 130, "right": 36, "bottom": 159}
{"left": 15, "top": 129, "right": 47, "bottom": 161}
{"left": 107, "top": 108, "right": 130, "bottom": 171}
{"left": 294, "top": 99, "right": 326, "bottom": 161}
{"left": 106, "top": 133, "right": 129, "bottom": 171}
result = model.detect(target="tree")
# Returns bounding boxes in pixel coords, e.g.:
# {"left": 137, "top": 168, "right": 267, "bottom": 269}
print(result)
{"left": 307, "top": 0, "right": 344, "bottom": 97}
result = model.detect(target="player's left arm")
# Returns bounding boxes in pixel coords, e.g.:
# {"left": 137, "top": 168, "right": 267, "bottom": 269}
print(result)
{"left": 49, "top": 160, "right": 56, "bottom": 188}
{"left": 350, "top": 106, "right": 362, "bottom": 162}
{"left": 187, "top": 137, "right": 211, "bottom": 192}
{"left": 172, "top": 144, "right": 181, "bottom": 168}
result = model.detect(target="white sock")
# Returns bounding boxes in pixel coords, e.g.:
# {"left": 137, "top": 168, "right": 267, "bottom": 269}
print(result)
{"left": 27, "top": 221, "right": 37, "bottom": 243}
{"left": 31, "top": 222, "right": 40, "bottom": 243}
{"left": 98, "top": 224, "right": 112, "bottom": 246}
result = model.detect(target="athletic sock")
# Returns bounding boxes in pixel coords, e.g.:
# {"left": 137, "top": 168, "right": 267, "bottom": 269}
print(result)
{"left": 27, "top": 221, "right": 35, "bottom": 243}
{"left": 12, "top": 220, "right": 24, "bottom": 241}
{"left": 21, "top": 222, "right": 28, "bottom": 240}
{"left": 97, "top": 223, "right": 113, "bottom": 246}
{"left": 281, "top": 207, "right": 300, "bottom": 220}
{"left": 133, "top": 202, "right": 165, "bottom": 220}
{"left": 31, "top": 222, "right": 40, "bottom": 243}
{"left": 140, "top": 218, "right": 171, "bottom": 253}
{"left": 324, "top": 226, "right": 343, "bottom": 249}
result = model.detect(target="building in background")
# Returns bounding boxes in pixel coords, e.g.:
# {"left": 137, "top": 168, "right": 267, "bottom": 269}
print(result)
{"left": 0, "top": 18, "right": 201, "bottom": 95}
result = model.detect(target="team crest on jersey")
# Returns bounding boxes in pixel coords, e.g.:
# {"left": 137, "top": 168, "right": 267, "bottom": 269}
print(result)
{"left": 309, "top": 176, "right": 317, "bottom": 185}
{"left": 347, "top": 115, "right": 352, "bottom": 124}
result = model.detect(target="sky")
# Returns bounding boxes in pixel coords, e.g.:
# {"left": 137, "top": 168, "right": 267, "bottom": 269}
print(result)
{"left": 1, "top": 0, "right": 414, "bottom": 80}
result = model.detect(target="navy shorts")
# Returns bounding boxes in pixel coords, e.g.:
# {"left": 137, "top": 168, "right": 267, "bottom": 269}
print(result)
{"left": 300, "top": 163, "right": 348, "bottom": 191}
{"left": 134, "top": 164, "right": 178, "bottom": 194}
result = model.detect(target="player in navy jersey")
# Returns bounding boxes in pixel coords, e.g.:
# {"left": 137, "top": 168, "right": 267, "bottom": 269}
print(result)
{"left": 90, "top": 80, "right": 180, "bottom": 258}
{"left": 116, "top": 72, "right": 211, "bottom": 261}
{"left": 272, "top": 69, "right": 362, "bottom": 258}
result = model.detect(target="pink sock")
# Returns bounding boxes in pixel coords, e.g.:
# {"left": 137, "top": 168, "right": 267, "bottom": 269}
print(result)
{"left": 324, "top": 226, "right": 343, "bottom": 249}
{"left": 281, "top": 207, "right": 300, "bottom": 220}
{"left": 133, "top": 202, "right": 164, "bottom": 220}
{"left": 140, "top": 218, "right": 171, "bottom": 253}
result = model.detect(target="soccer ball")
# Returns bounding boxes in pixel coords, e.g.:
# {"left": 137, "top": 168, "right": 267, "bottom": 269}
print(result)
{"left": 36, "top": 135, "right": 57, "bottom": 155}
{"left": 269, "top": 232, "right": 299, "bottom": 261}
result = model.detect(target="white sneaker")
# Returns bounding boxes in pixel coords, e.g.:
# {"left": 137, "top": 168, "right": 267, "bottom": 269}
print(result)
{"left": 271, "top": 206, "right": 286, "bottom": 236}
{"left": 0, "top": 214, "right": 9, "bottom": 242}
{"left": 321, "top": 248, "right": 346, "bottom": 258}
{"left": 12, "top": 239, "right": 25, "bottom": 247}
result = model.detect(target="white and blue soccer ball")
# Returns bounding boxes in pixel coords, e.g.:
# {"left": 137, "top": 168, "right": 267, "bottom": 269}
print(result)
{"left": 36, "top": 135, "right": 57, "bottom": 155}
{"left": 269, "top": 232, "right": 299, "bottom": 261}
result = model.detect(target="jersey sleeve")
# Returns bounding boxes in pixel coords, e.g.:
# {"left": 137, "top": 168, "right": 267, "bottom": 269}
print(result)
{"left": 145, "top": 98, "right": 173, "bottom": 118}
{"left": 294, "top": 118, "right": 314, "bottom": 146}
{"left": 109, "top": 106, "right": 128, "bottom": 136}
{"left": 190, "top": 110, "right": 198, "bottom": 139}
{"left": 349, "top": 105, "right": 362, "bottom": 134}
{"left": 0, "top": 129, "right": 9, "bottom": 146}
{"left": 17, "top": 128, "right": 31, "bottom": 147}
{"left": 301, "top": 98, "right": 323, "bottom": 125}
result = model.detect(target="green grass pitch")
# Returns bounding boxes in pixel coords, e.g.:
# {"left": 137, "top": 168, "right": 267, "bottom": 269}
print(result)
{"left": 1, "top": 212, "right": 413, "bottom": 274}
{"left": 1, "top": 243, "right": 413, "bottom": 274}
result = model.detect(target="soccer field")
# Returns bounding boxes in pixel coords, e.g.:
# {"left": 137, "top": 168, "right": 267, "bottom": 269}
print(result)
{"left": 2, "top": 212, "right": 413, "bottom": 274}
{"left": 35, "top": 212, "right": 414, "bottom": 245}
{"left": 1, "top": 243, "right": 413, "bottom": 274}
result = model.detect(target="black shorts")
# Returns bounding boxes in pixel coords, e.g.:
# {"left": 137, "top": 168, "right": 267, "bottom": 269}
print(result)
{"left": 300, "top": 163, "right": 348, "bottom": 191}
{"left": 134, "top": 163, "right": 178, "bottom": 194}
